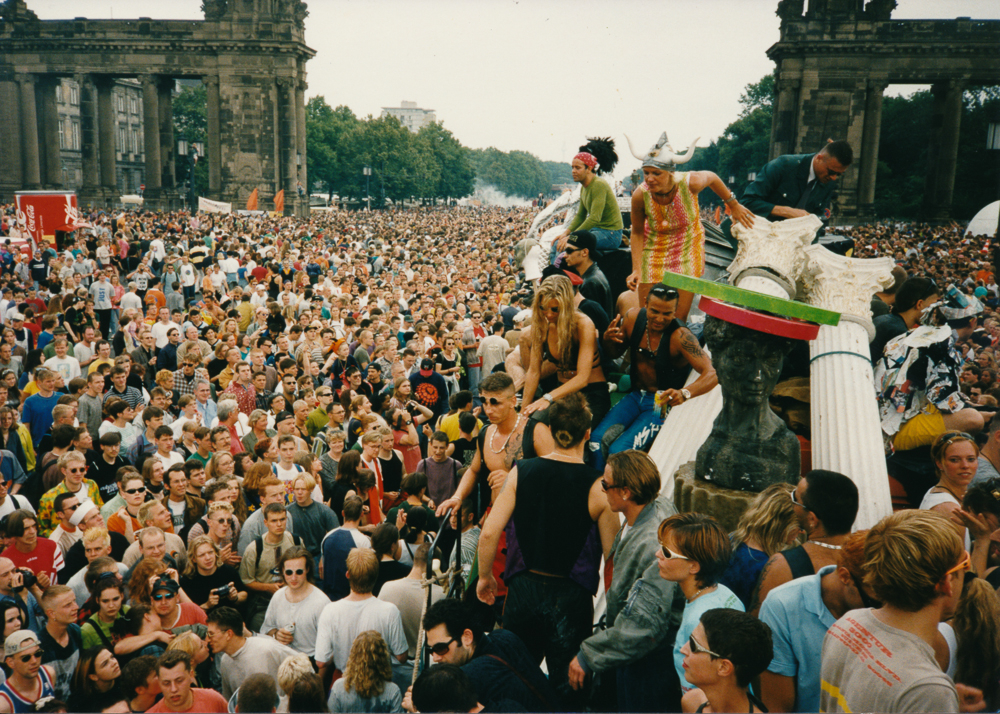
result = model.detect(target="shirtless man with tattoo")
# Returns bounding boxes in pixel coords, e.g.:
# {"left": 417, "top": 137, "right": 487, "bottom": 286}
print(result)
{"left": 437, "top": 372, "right": 547, "bottom": 520}
{"left": 589, "top": 283, "right": 717, "bottom": 471}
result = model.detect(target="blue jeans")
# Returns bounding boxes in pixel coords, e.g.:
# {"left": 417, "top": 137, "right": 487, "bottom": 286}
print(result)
{"left": 589, "top": 390, "right": 664, "bottom": 471}
{"left": 549, "top": 227, "right": 623, "bottom": 264}
{"left": 467, "top": 365, "right": 481, "bottom": 395}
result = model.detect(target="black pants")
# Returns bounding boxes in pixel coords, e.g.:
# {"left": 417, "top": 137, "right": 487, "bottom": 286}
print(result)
{"left": 503, "top": 571, "right": 592, "bottom": 699}
{"left": 96, "top": 309, "right": 112, "bottom": 340}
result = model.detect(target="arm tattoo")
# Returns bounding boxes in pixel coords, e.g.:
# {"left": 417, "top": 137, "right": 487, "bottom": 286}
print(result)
{"left": 749, "top": 554, "right": 780, "bottom": 615}
{"left": 679, "top": 329, "right": 705, "bottom": 360}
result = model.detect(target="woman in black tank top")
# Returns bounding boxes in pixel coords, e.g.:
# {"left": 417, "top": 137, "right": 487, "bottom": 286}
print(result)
{"left": 521, "top": 275, "right": 609, "bottom": 427}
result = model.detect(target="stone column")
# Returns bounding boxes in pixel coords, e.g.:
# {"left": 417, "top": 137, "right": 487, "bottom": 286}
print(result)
{"left": 204, "top": 75, "right": 222, "bottom": 199}
{"left": 277, "top": 76, "right": 298, "bottom": 216}
{"left": 76, "top": 75, "right": 101, "bottom": 205}
{"left": 158, "top": 78, "right": 176, "bottom": 195}
{"left": 141, "top": 77, "right": 162, "bottom": 200}
{"left": 0, "top": 74, "right": 24, "bottom": 198}
{"left": 38, "top": 77, "right": 62, "bottom": 187}
{"left": 801, "top": 245, "right": 896, "bottom": 530}
{"left": 857, "top": 80, "right": 886, "bottom": 219}
{"left": 96, "top": 78, "right": 117, "bottom": 196}
{"left": 19, "top": 75, "right": 41, "bottom": 190}
{"left": 728, "top": 214, "right": 824, "bottom": 298}
{"left": 924, "top": 79, "right": 966, "bottom": 222}
{"left": 296, "top": 76, "right": 308, "bottom": 217}
{"left": 770, "top": 77, "right": 801, "bottom": 158}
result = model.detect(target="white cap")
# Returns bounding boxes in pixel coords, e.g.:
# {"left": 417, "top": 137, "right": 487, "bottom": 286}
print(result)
{"left": 69, "top": 500, "right": 97, "bottom": 527}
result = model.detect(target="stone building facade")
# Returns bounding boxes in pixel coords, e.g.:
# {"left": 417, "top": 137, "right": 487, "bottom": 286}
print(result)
{"left": 381, "top": 101, "right": 437, "bottom": 133}
{"left": 0, "top": 0, "right": 314, "bottom": 216}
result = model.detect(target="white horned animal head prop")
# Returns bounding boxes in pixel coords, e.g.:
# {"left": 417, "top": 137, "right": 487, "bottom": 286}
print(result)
{"left": 625, "top": 132, "right": 699, "bottom": 171}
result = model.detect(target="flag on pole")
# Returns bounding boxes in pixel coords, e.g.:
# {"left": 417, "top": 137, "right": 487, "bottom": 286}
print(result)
{"left": 246, "top": 188, "right": 258, "bottom": 212}
{"left": 714, "top": 206, "right": 721, "bottom": 224}
{"left": 274, "top": 189, "right": 285, "bottom": 213}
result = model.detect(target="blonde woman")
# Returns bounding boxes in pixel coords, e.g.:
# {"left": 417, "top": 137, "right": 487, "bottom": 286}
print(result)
{"left": 328, "top": 630, "right": 402, "bottom": 713}
{"left": 166, "top": 630, "right": 215, "bottom": 688}
{"left": 522, "top": 275, "right": 609, "bottom": 427}
{"left": 719, "top": 483, "right": 800, "bottom": 609}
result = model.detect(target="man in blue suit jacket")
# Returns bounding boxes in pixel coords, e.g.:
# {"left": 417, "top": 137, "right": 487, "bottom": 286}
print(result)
{"left": 723, "top": 141, "right": 853, "bottom": 244}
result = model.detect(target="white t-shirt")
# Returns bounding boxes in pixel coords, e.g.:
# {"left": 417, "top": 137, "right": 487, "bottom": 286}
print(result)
{"left": 273, "top": 463, "right": 323, "bottom": 503}
{"left": 154, "top": 450, "right": 185, "bottom": 471}
{"left": 151, "top": 321, "right": 181, "bottom": 349}
{"left": 0, "top": 495, "right": 34, "bottom": 519}
{"left": 260, "top": 585, "right": 331, "bottom": 657}
{"left": 314, "top": 596, "right": 407, "bottom": 670}
{"left": 44, "top": 355, "right": 81, "bottom": 381}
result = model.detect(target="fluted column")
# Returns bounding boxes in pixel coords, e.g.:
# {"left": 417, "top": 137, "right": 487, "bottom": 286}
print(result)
{"left": 158, "top": 77, "right": 175, "bottom": 193}
{"left": 141, "top": 77, "right": 162, "bottom": 200}
{"left": 857, "top": 80, "right": 887, "bottom": 218}
{"left": 729, "top": 214, "right": 824, "bottom": 298}
{"left": 19, "top": 75, "right": 41, "bottom": 189}
{"left": 38, "top": 77, "right": 62, "bottom": 187}
{"left": 77, "top": 74, "right": 101, "bottom": 205}
{"left": 277, "top": 76, "right": 298, "bottom": 216}
{"left": 801, "top": 245, "right": 896, "bottom": 530}
{"left": 296, "top": 76, "right": 308, "bottom": 217}
{"left": 205, "top": 75, "right": 222, "bottom": 199}
{"left": 96, "top": 78, "right": 117, "bottom": 195}
{"left": 0, "top": 74, "right": 24, "bottom": 198}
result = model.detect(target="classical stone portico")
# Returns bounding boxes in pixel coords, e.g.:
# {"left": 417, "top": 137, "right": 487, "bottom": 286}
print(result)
{"left": 0, "top": 0, "right": 315, "bottom": 216}
{"left": 768, "top": 0, "right": 1000, "bottom": 223}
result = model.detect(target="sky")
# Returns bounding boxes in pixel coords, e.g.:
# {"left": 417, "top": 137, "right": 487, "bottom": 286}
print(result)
{"left": 31, "top": 0, "right": 1000, "bottom": 177}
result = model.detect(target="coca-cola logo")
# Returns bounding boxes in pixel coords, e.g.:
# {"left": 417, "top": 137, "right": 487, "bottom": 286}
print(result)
{"left": 63, "top": 197, "right": 78, "bottom": 226}
{"left": 17, "top": 206, "right": 36, "bottom": 235}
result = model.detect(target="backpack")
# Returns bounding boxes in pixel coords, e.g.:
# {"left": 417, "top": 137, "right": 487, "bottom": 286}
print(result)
{"left": 253, "top": 533, "right": 302, "bottom": 572}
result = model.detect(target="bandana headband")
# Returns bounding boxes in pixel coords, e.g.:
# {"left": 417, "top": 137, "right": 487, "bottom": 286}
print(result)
{"left": 574, "top": 152, "right": 598, "bottom": 170}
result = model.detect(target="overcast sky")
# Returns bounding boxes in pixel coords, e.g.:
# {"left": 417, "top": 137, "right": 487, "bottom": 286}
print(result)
{"left": 32, "top": 0, "right": 1000, "bottom": 175}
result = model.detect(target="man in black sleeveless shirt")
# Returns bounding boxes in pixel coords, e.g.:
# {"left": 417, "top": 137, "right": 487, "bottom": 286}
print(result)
{"left": 589, "top": 284, "right": 717, "bottom": 471}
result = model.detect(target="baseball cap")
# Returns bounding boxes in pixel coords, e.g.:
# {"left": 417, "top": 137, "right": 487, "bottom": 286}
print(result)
{"left": 151, "top": 575, "right": 180, "bottom": 595}
{"left": 566, "top": 231, "right": 597, "bottom": 254}
{"left": 9, "top": 313, "right": 23, "bottom": 322}
{"left": 275, "top": 410, "right": 294, "bottom": 424}
{"left": 4, "top": 630, "right": 40, "bottom": 658}
{"left": 419, "top": 358, "right": 434, "bottom": 377}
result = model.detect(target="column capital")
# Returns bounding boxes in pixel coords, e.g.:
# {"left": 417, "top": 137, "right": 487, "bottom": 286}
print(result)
{"left": 729, "top": 214, "right": 823, "bottom": 295}
{"left": 800, "top": 246, "right": 896, "bottom": 338}
{"left": 276, "top": 76, "right": 294, "bottom": 89}
{"left": 203, "top": 75, "right": 220, "bottom": 88}
{"left": 865, "top": 78, "right": 889, "bottom": 92}
{"left": 775, "top": 76, "right": 801, "bottom": 92}
{"left": 297, "top": 79, "right": 308, "bottom": 92}
{"left": 17, "top": 74, "right": 37, "bottom": 87}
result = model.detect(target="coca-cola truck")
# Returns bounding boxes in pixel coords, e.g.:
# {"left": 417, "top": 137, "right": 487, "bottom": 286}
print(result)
{"left": 14, "top": 190, "right": 88, "bottom": 252}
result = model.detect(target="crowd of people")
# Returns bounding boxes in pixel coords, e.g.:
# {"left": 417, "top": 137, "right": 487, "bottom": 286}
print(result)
{"left": 0, "top": 180, "right": 995, "bottom": 714}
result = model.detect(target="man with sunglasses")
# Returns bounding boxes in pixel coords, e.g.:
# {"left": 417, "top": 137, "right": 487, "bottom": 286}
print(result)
{"left": 820, "top": 510, "right": 975, "bottom": 713}
{"left": 568, "top": 450, "right": 680, "bottom": 711}
{"left": 751, "top": 470, "right": 858, "bottom": 618}
{"left": 261, "top": 546, "right": 329, "bottom": 658}
{"left": 590, "top": 283, "right": 717, "bottom": 472}
{"left": 47, "top": 494, "right": 82, "bottom": 558}
{"left": 0, "top": 630, "right": 56, "bottom": 714}
{"left": 151, "top": 575, "right": 205, "bottom": 631}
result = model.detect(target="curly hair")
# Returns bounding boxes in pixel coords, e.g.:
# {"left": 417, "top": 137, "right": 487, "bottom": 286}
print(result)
{"left": 127, "top": 558, "right": 168, "bottom": 606}
{"left": 578, "top": 137, "right": 618, "bottom": 175}
{"left": 342, "top": 630, "right": 393, "bottom": 699}
{"left": 184, "top": 535, "right": 221, "bottom": 578}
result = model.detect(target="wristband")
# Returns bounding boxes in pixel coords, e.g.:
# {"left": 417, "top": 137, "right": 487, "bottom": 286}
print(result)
{"left": 724, "top": 195, "right": 738, "bottom": 204}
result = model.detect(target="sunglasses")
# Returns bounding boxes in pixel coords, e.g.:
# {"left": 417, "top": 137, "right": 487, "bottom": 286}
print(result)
{"left": 790, "top": 489, "right": 811, "bottom": 512}
{"left": 660, "top": 544, "right": 690, "bottom": 561}
{"left": 428, "top": 637, "right": 458, "bottom": 656}
{"left": 19, "top": 650, "right": 42, "bottom": 663}
{"left": 649, "top": 285, "right": 680, "bottom": 302}
{"left": 945, "top": 550, "right": 972, "bottom": 577}
{"left": 64, "top": 503, "right": 79, "bottom": 512}
{"left": 688, "top": 633, "right": 721, "bottom": 659}
{"left": 850, "top": 572, "right": 883, "bottom": 609}
{"left": 124, "top": 487, "right": 146, "bottom": 495}
{"left": 152, "top": 592, "right": 176, "bottom": 601}
{"left": 600, "top": 480, "right": 622, "bottom": 492}
{"left": 284, "top": 569, "right": 305, "bottom": 576}
{"left": 484, "top": 396, "right": 512, "bottom": 406}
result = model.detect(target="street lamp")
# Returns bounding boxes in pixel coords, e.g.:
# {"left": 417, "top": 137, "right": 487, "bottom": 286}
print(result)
{"left": 363, "top": 166, "right": 372, "bottom": 212}
{"left": 178, "top": 138, "right": 203, "bottom": 213}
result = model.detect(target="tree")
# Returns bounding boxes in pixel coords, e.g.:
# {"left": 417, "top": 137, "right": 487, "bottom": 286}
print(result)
{"left": 416, "top": 122, "right": 474, "bottom": 201}
{"left": 306, "top": 97, "right": 361, "bottom": 201}
{"left": 172, "top": 84, "right": 209, "bottom": 196}
{"left": 468, "top": 148, "right": 551, "bottom": 199}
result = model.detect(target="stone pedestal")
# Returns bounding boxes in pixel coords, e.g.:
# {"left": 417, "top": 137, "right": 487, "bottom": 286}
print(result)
{"left": 801, "top": 245, "right": 896, "bottom": 530}
{"left": 673, "top": 462, "right": 756, "bottom": 533}
{"left": 729, "top": 214, "right": 823, "bottom": 298}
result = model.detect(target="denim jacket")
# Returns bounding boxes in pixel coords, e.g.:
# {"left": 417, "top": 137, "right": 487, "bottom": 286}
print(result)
{"left": 578, "top": 494, "right": 680, "bottom": 674}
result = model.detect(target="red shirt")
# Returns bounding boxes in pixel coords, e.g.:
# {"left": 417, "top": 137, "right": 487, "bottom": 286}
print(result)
{"left": 1, "top": 537, "right": 62, "bottom": 583}
{"left": 161, "top": 602, "right": 208, "bottom": 630}
{"left": 147, "top": 688, "right": 228, "bottom": 713}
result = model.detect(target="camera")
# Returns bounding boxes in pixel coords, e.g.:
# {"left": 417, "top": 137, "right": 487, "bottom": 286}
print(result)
{"left": 14, "top": 568, "right": 36, "bottom": 591}
{"left": 213, "top": 585, "right": 230, "bottom": 597}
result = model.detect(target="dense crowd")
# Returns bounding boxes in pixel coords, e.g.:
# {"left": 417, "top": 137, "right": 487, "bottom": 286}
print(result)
{"left": 0, "top": 197, "right": 995, "bottom": 714}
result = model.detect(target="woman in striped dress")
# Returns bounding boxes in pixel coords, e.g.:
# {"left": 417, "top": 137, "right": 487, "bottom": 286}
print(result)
{"left": 626, "top": 132, "right": 754, "bottom": 319}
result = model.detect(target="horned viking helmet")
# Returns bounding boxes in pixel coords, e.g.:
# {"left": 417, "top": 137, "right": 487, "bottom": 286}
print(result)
{"left": 625, "top": 132, "right": 699, "bottom": 171}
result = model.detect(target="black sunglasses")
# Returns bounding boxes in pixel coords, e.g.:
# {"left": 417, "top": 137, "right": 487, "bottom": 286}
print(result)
{"left": 649, "top": 285, "right": 680, "bottom": 302}
{"left": 124, "top": 487, "right": 146, "bottom": 495}
{"left": 428, "top": 637, "right": 458, "bottom": 656}
{"left": 284, "top": 568, "right": 305, "bottom": 576}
